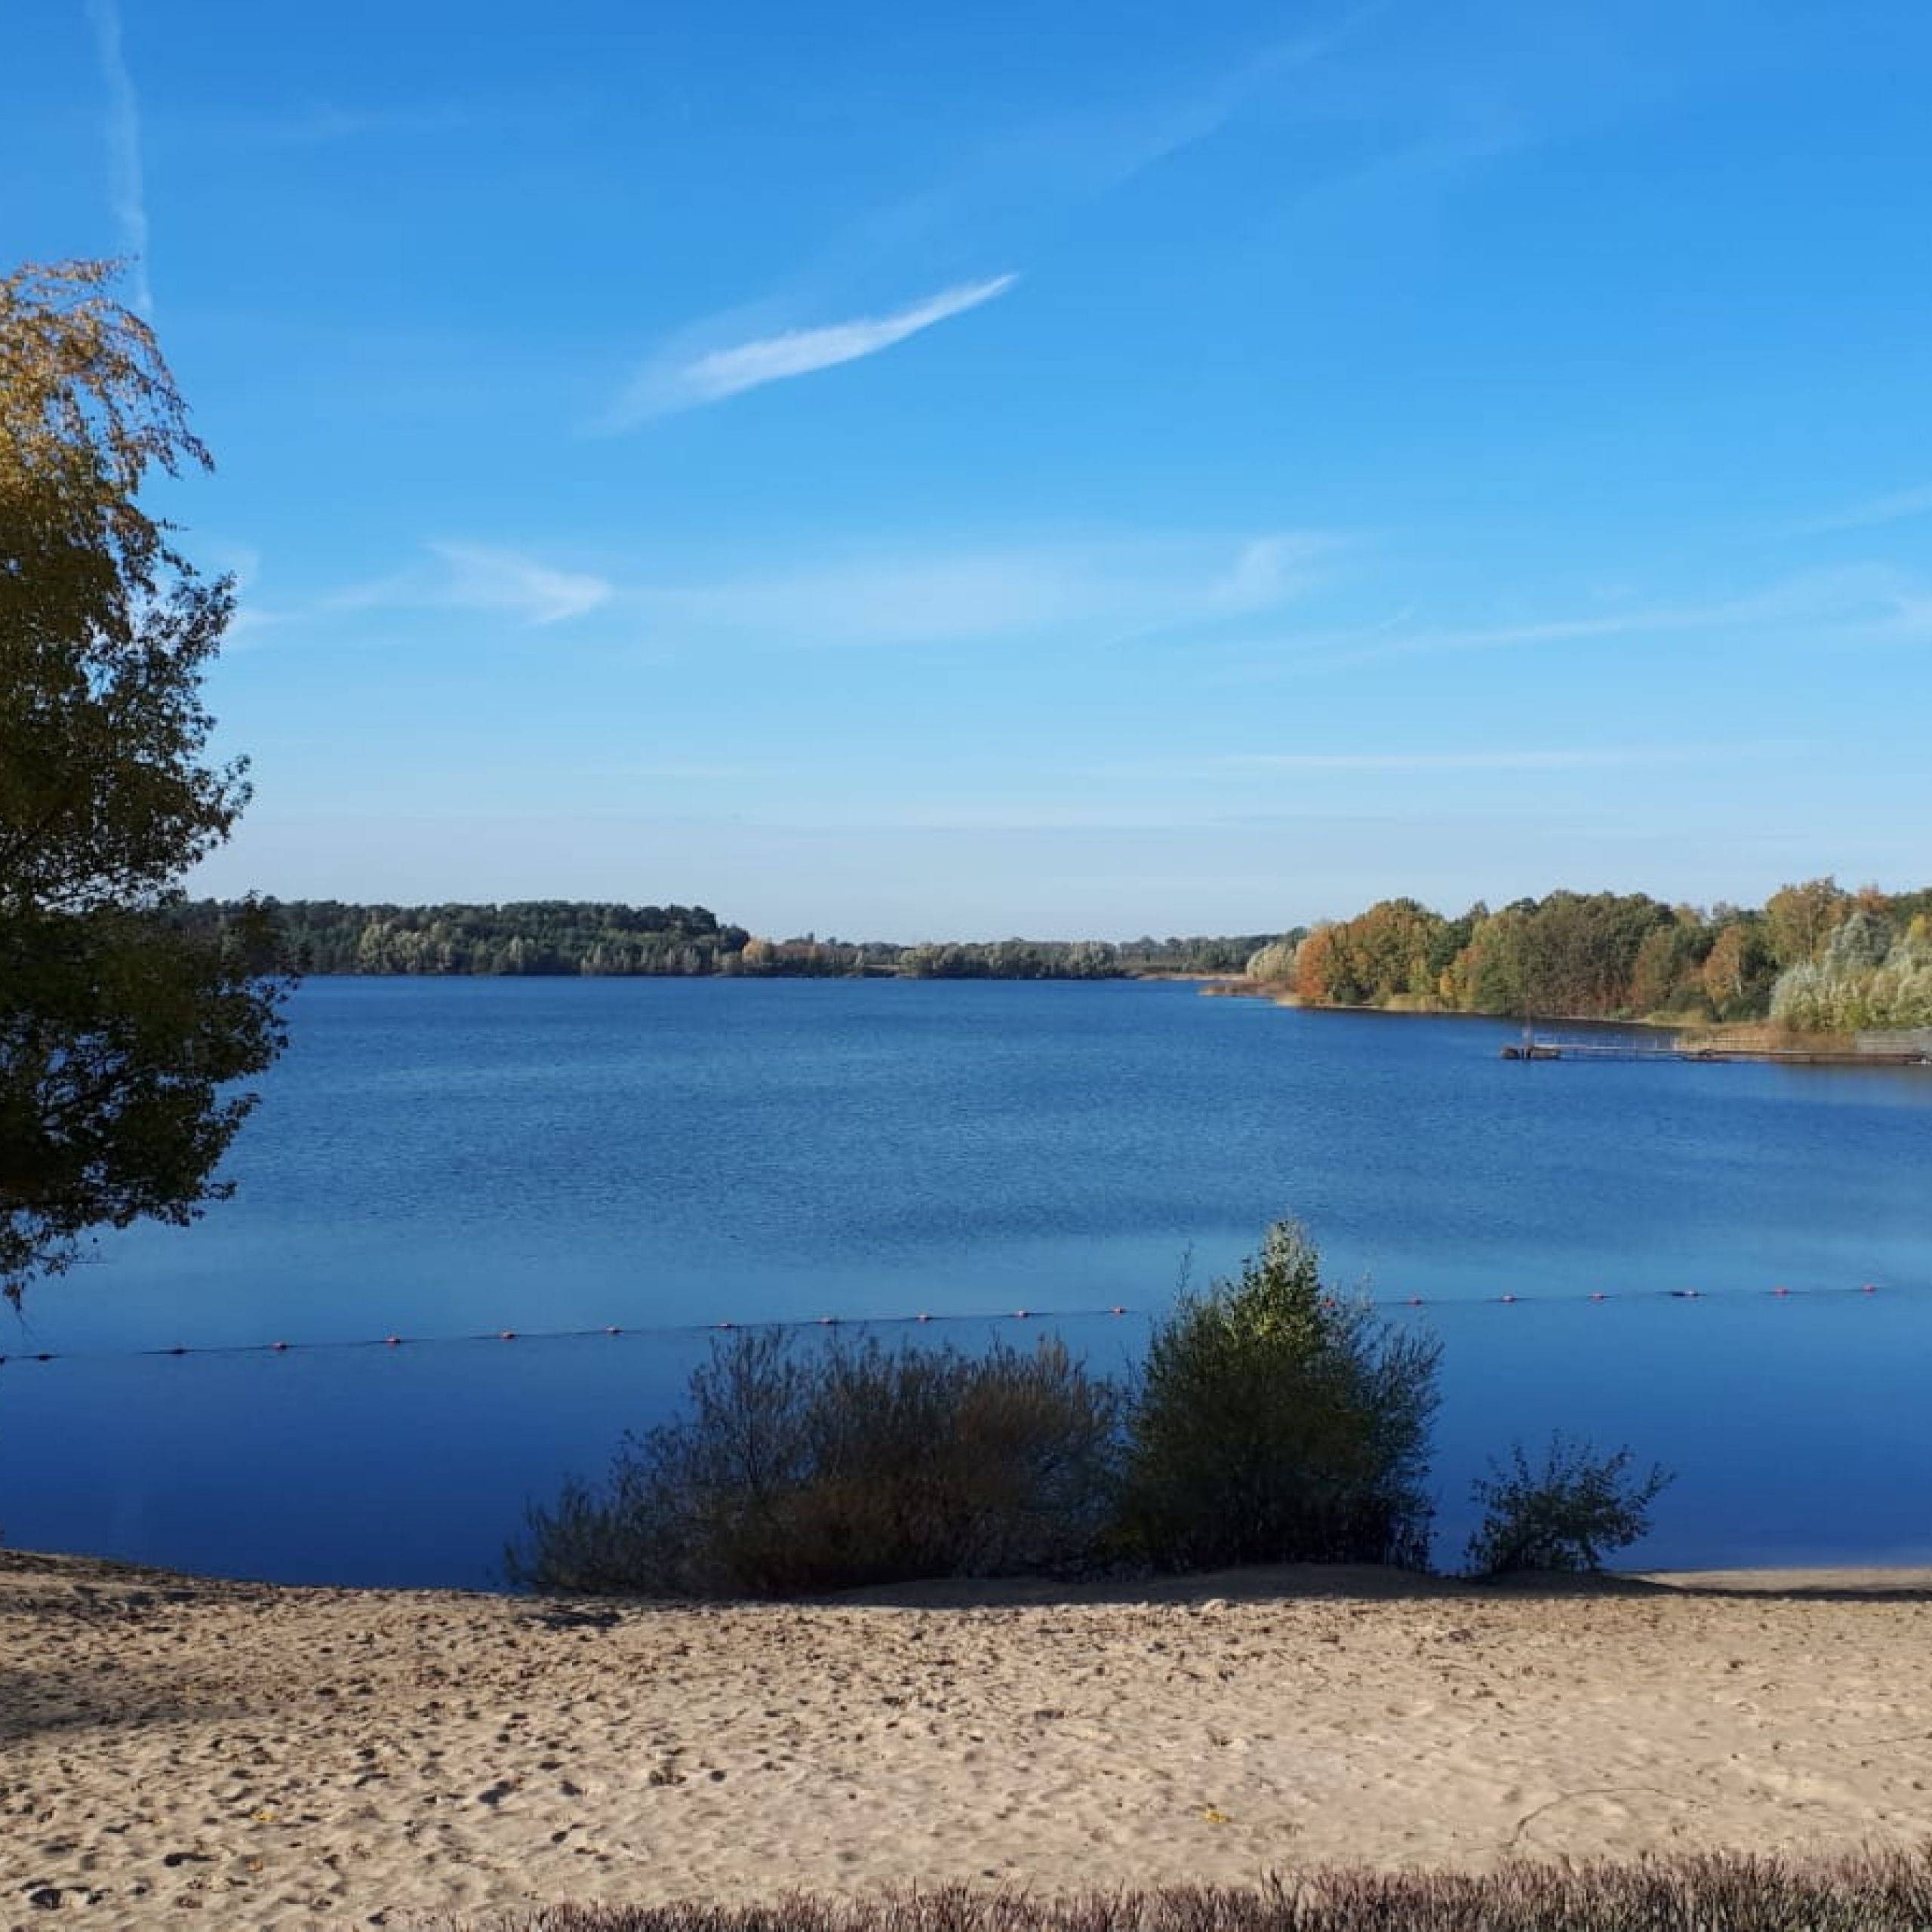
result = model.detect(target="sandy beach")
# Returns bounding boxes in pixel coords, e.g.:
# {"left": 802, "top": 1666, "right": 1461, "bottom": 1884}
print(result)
{"left": 5, "top": 1550, "right": 1931, "bottom": 1927}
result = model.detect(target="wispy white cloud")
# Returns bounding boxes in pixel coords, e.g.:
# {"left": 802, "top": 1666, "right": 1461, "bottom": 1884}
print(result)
{"left": 1209, "top": 743, "right": 1764, "bottom": 774}
{"left": 607, "top": 274, "right": 1019, "bottom": 426}
{"left": 328, "top": 543, "right": 614, "bottom": 628}
{"left": 223, "top": 607, "right": 285, "bottom": 649}
{"left": 1795, "top": 481, "right": 1932, "bottom": 536}
{"left": 174, "top": 101, "right": 474, "bottom": 154}
{"left": 284, "top": 529, "right": 1327, "bottom": 650}
{"left": 597, "top": 20, "right": 1306, "bottom": 438}
{"left": 1209, "top": 535, "right": 1327, "bottom": 614}
{"left": 264, "top": 103, "right": 468, "bottom": 146}
{"left": 1278, "top": 564, "right": 1930, "bottom": 671}
{"left": 1884, "top": 591, "right": 1932, "bottom": 642}
{"left": 423, "top": 543, "right": 614, "bottom": 625}
{"left": 629, "top": 531, "right": 1333, "bottom": 649}
{"left": 84, "top": 0, "right": 152, "bottom": 316}
{"left": 823, "top": 8, "right": 1382, "bottom": 290}
{"left": 589, "top": 740, "right": 1720, "bottom": 816}
{"left": 206, "top": 545, "right": 283, "bottom": 649}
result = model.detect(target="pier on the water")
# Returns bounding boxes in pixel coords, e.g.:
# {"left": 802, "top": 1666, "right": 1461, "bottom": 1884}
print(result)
{"left": 1502, "top": 1033, "right": 1931, "bottom": 1066}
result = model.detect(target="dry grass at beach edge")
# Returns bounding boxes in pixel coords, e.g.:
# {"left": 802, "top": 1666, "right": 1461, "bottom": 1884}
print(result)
{"left": 448, "top": 1847, "right": 1932, "bottom": 1932}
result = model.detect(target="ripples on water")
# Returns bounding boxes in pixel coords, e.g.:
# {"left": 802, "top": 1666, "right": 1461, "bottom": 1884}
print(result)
{"left": 5, "top": 977, "right": 1929, "bottom": 1583}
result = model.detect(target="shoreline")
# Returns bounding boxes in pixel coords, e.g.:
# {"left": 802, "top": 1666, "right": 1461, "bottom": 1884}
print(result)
{"left": 14, "top": 1540, "right": 1932, "bottom": 1594}
{"left": 8, "top": 1548, "right": 1932, "bottom": 1921}
{"left": 16, "top": 1542, "right": 1932, "bottom": 1603}
{"left": 1205, "top": 987, "right": 1925, "bottom": 1063}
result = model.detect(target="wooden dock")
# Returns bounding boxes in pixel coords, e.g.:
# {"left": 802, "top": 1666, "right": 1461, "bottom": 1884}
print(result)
{"left": 1502, "top": 1036, "right": 1930, "bottom": 1066}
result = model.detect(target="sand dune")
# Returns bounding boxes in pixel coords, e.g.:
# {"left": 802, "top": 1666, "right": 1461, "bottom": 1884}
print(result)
{"left": 5, "top": 1550, "right": 1931, "bottom": 1925}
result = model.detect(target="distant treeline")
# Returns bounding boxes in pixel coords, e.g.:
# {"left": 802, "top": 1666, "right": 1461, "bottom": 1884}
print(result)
{"left": 162, "top": 900, "right": 1272, "bottom": 982}
{"left": 1252, "top": 878, "right": 1932, "bottom": 1028}
{"left": 165, "top": 883, "right": 1932, "bottom": 1024}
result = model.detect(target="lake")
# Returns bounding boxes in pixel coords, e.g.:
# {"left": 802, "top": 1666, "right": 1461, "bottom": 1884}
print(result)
{"left": 4, "top": 976, "right": 1930, "bottom": 1586}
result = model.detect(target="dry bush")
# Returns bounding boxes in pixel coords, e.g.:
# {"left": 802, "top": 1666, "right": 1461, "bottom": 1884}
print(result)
{"left": 507, "top": 1327, "right": 1121, "bottom": 1597}
{"left": 1465, "top": 1433, "right": 1673, "bottom": 1577}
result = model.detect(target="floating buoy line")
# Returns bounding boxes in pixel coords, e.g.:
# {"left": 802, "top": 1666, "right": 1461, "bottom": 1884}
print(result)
{"left": 0, "top": 1303, "right": 1137, "bottom": 1367}
{"left": 0, "top": 1280, "right": 1918, "bottom": 1369}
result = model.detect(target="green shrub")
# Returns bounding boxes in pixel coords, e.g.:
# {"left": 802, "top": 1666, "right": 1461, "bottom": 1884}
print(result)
{"left": 507, "top": 1327, "right": 1122, "bottom": 1597}
{"left": 1465, "top": 1432, "right": 1673, "bottom": 1576}
{"left": 1119, "top": 1220, "right": 1440, "bottom": 1571}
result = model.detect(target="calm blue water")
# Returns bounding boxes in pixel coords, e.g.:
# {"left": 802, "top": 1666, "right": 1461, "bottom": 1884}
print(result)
{"left": 4, "top": 977, "right": 1930, "bottom": 1585}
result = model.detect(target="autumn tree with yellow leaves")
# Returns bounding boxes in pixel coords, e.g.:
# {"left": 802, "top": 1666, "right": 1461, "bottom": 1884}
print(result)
{"left": 1, "top": 260, "right": 286, "bottom": 1303}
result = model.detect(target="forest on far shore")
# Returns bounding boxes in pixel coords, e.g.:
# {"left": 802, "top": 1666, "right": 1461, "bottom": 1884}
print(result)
{"left": 160, "top": 898, "right": 1269, "bottom": 983}
{"left": 165, "top": 876, "right": 1932, "bottom": 1030}
{"left": 1254, "top": 878, "right": 1932, "bottom": 1031}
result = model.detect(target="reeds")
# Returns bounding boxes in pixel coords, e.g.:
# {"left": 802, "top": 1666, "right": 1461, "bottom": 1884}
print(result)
{"left": 454, "top": 1844, "right": 1932, "bottom": 1932}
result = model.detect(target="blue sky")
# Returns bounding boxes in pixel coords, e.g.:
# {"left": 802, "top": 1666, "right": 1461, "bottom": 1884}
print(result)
{"left": 7, "top": 2, "right": 1930, "bottom": 940}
